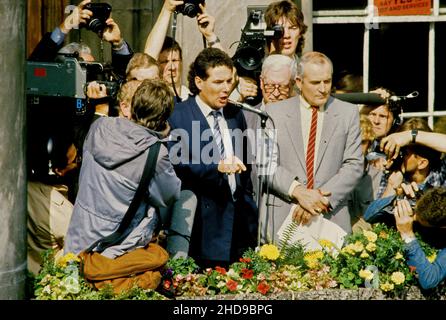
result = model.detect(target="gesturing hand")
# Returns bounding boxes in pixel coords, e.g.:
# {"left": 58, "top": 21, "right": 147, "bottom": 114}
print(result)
{"left": 218, "top": 156, "right": 247, "bottom": 174}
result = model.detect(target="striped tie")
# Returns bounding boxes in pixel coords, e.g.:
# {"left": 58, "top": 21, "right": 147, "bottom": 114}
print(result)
{"left": 306, "top": 106, "right": 318, "bottom": 189}
{"left": 211, "top": 110, "right": 225, "bottom": 159}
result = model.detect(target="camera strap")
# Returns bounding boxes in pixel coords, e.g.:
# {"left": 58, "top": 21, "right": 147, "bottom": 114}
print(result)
{"left": 169, "top": 12, "right": 181, "bottom": 101}
{"left": 88, "top": 96, "right": 110, "bottom": 107}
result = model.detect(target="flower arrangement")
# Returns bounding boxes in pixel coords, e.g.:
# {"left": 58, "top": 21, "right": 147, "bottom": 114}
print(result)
{"left": 33, "top": 250, "right": 166, "bottom": 300}
{"left": 33, "top": 223, "right": 444, "bottom": 299}
{"left": 321, "top": 223, "right": 438, "bottom": 296}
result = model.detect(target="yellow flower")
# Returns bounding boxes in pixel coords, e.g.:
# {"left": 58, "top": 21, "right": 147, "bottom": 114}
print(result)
{"left": 379, "top": 231, "right": 388, "bottom": 239}
{"left": 341, "top": 244, "right": 355, "bottom": 255}
{"left": 395, "top": 252, "right": 404, "bottom": 260}
{"left": 56, "top": 252, "right": 80, "bottom": 268}
{"left": 259, "top": 244, "right": 280, "bottom": 261}
{"left": 318, "top": 239, "right": 334, "bottom": 249}
{"left": 359, "top": 269, "right": 374, "bottom": 281}
{"left": 352, "top": 241, "right": 364, "bottom": 253}
{"left": 360, "top": 251, "right": 369, "bottom": 259}
{"left": 380, "top": 282, "right": 394, "bottom": 292}
{"left": 390, "top": 272, "right": 405, "bottom": 285}
{"left": 304, "top": 250, "right": 324, "bottom": 268}
{"left": 365, "top": 242, "right": 377, "bottom": 252}
{"left": 427, "top": 253, "right": 437, "bottom": 263}
{"left": 363, "top": 230, "right": 378, "bottom": 243}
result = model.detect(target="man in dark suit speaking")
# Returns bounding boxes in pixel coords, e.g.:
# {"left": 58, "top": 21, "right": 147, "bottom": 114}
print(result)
{"left": 168, "top": 48, "right": 258, "bottom": 268}
{"left": 261, "top": 51, "right": 363, "bottom": 243}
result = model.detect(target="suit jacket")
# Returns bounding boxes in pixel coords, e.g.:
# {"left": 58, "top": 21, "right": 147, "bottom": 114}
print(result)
{"left": 260, "top": 95, "right": 363, "bottom": 242}
{"left": 168, "top": 97, "right": 258, "bottom": 262}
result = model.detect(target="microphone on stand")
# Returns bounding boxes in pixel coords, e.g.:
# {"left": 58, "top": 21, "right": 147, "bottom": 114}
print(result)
{"left": 229, "top": 99, "right": 270, "bottom": 119}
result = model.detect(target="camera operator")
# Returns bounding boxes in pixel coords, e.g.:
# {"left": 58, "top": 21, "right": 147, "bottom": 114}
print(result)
{"left": 29, "top": 0, "right": 133, "bottom": 81}
{"left": 232, "top": 0, "right": 307, "bottom": 104}
{"left": 144, "top": 0, "right": 223, "bottom": 102}
{"left": 364, "top": 118, "right": 446, "bottom": 227}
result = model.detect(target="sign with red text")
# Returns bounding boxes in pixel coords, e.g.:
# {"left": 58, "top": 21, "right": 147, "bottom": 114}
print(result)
{"left": 374, "top": 0, "right": 431, "bottom": 16}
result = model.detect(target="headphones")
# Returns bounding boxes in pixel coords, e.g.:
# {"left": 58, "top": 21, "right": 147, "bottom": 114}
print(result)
{"left": 389, "top": 100, "right": 403, "bottom": 128}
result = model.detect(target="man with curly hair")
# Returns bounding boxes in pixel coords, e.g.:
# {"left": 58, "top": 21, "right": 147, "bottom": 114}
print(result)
{"left": 394, "top": 187, "right": 446, "bottom": 289}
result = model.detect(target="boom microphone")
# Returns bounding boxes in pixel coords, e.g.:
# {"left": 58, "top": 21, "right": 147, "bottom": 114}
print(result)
{"left": 333, "top": 91, "right": 420, "bottom": 106}
{"left": 229, "top": 100, "right": 270, "bottom": 119}
{"left": 332, "top": 93, "right": 386, "bottom": 106}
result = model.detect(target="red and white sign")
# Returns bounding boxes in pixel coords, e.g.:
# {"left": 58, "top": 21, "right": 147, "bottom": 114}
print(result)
{"left": 374, "top": 0, "right": 431, "bottom": 16}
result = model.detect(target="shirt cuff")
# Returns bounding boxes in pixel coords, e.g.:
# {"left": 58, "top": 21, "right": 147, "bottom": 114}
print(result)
{"left": 51, "top": 27, "right": 66, "bottom": 46}
{"left": 112, "top": 41, "right": 130, "bottom": 55}
{"left": 288, "top": 179, "right": 301, "bottom": 197}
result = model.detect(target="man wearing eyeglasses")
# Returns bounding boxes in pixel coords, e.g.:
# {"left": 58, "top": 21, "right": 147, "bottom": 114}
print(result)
{"left": 259, "top": 51, "right": 363, "bottom": 243}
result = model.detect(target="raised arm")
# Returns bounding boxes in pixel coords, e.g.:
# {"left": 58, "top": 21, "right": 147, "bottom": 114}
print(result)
{"left": 144, "top": 0, "right": 184, "bottom": 59}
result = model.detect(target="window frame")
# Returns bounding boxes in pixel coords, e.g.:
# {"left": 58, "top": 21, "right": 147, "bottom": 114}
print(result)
{"left": 312, "top": 0, "right": 446, "bottom": 128}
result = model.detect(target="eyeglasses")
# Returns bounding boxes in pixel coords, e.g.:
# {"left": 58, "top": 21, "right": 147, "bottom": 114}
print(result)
{"left": 263, "top": 83, "right": 290, "bottom": 95}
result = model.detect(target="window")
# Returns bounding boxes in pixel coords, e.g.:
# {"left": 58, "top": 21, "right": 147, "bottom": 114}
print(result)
{"left": 312, "top": 0, "right": 446, "bottom": 129}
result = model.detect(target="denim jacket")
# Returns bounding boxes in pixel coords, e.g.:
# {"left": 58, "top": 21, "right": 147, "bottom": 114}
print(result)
{"left": 405, "top": 240, "right": 446, "bottom": 290}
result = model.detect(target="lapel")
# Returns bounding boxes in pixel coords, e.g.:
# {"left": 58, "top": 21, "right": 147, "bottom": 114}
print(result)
{"left": 284, "top": 97, "right": 306, "bottom": 169}
{"left": 190, "top": 99, "right": 212, "bottom": 151}
{"left": 315, "top": 97, "right": 338, "bottom": 173}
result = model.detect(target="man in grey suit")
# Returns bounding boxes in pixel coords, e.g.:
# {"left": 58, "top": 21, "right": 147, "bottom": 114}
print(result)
{"left": 260, "top": 51, "right": 363, "bottom": 243}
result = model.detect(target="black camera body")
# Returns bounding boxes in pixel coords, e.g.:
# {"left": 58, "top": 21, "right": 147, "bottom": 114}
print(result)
{"left": 232, "top": 7, "right": 284, "bottom": 105}
{"left": 84, "top": 3, "right": 112, "bottom": 34}
{"left": 176, "top": 0, "right": 204, "bottom": 18}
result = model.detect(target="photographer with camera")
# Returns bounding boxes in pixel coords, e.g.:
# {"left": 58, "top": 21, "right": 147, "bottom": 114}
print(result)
{"left": 29, "top": 0, "right": 133, "bottom": 80}
{"left": 364, "top": 118, "right": 446, "bottom": 226}
{"left": 231, "top": 1, "right": 307, "bottom": 105}
{"left": 144, "top": 0, "right": 223, "bottom": 102}
{"left": 393, "top": 187, "right": 446, "bottom": 290}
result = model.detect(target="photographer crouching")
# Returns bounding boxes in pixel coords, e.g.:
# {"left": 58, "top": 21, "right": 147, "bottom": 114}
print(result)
{"left": 364, "top": 118, "right": 446, "bottom": 233}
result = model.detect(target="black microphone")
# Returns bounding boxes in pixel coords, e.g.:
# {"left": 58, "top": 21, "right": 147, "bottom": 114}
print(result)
{"left": 333, "top": 91, "right": 420, "bottom": 106}
{"left": 389, "top": 91, "right": 419, "bottom": 102}
{"left": 332, "top": 92, "right": 386, "bottom": 106}
{"left": 229, "top": 100, "right": 270, "bottom": 119}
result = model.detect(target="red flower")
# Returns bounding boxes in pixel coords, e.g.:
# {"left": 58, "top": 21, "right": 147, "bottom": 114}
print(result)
{"left": 409, "top": 265, "right": 417, "bottom": 273}
{"left": 241, "top": 268, "right": 254, "bottom": 279}
{"left": 163, "top": 280, "right": 171, "bottom": 290}
{"left": 215, "top": 266, "right": 227, "bottom": 275}
{"left": 257, "top": 281, "right": 270, "bottom": 295}
{"left": 239, "top": 257, "right": 252, "bottom": 263}
{"left": 226, "top": 279, "right": 238, "bottom": 291}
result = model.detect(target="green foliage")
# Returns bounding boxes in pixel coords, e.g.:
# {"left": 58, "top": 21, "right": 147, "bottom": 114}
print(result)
{"left": 276, "top": 220, "right": 307, "bottom": 269}
{"left": 166, "top": 257, "right": 199, "bottom": 277}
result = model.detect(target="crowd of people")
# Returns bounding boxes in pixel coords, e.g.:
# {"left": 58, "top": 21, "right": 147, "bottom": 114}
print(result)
{"left": 26, "top": 0, "right": 446, "bottom": 291}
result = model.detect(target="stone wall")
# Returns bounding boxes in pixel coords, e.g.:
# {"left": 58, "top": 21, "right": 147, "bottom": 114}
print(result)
{"left": 177, "top": 287, "right": 446, "bottom": 300}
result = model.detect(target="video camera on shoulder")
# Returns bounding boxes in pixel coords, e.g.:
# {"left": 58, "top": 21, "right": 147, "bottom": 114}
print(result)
{"left": 175, "top": 0, "right": 204, "bottom": 18}
{"left": 233, "top": 7, "right": 283, "bottom": 76}
{"left": 232, "top": 6, "right": 284, "bottom": 105}
{"left": 83, "top": 2, "right": 112, "bottom": 35}
{"left": 26, "top": 55, "right": 119, "bottom": 116}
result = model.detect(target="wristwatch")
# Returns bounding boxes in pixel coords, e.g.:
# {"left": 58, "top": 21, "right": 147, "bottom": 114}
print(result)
{"left": 411, "top": 129, "right": 418, "bottom": 144}
{"left": 207, "top": 36, "right": 221, "bottom": 47}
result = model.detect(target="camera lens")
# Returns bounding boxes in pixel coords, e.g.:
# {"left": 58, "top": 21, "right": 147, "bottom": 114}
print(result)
{"left": 182, "top": 4, "right": 200, "bottom": 17}
{"left": 88, "top": 19, "right": 104, "bottom": 34}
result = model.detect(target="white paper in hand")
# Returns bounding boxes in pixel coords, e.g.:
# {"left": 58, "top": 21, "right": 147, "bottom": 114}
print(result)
{"left": 277, "top": 213, "right": 347, "bottom": 251}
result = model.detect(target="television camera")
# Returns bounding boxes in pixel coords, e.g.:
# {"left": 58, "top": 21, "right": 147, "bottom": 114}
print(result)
{"left": 26, "top": 55, "right": 119, "bottom": 116}
{"left": 232, "top": 6, "right": 283, "bottom": 105}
